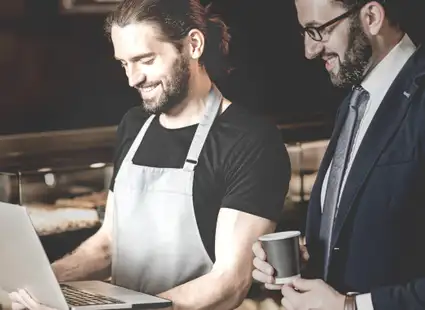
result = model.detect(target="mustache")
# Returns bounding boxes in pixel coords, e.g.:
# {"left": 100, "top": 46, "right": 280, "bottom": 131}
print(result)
{"left": 321, "top": 52, "right": 339, "bottom": 61}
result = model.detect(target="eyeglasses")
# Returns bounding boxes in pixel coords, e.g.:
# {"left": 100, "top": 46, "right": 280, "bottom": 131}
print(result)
{"left": 300, "top": 4, "right": 362, "bottom": 42}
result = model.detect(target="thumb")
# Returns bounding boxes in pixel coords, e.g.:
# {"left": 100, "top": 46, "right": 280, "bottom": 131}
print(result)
{"left": 292, "top": 278, "right": 316, "bottom": 292}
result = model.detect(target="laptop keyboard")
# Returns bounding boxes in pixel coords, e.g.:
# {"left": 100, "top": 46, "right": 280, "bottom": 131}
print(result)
{"left": 60, "top": 284, "right": 125, "bottom": 307}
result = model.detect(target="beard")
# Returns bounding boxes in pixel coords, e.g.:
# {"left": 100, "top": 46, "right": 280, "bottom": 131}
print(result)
{"left": 330, "top": 16, "right": 373, "bottom": 88}
{"left": 140, "top": 53, "right": 191, "bottom": 114}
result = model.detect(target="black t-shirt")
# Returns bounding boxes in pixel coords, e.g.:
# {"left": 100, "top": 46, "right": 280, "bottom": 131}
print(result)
{"left": 110, "top": 103, "right": 291, "bottom": 261}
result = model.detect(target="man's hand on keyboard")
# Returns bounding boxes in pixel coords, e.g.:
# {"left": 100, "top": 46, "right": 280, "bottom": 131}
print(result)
{"left": 9, "top": 289, "right": 57, "bottom": 310}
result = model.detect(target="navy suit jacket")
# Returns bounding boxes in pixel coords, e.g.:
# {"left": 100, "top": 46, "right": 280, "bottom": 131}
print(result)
{"left": 304, "top": 44, "right": 425, "bottom": 310}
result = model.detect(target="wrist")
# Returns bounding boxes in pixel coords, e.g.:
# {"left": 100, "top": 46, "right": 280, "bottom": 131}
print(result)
{"left": 51, "top": 260, "right": 66, "bottom": 280}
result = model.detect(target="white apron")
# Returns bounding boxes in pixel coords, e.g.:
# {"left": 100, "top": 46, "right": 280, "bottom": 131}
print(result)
{"left": 111, "top": 85, "right": 222, "bottom": 295}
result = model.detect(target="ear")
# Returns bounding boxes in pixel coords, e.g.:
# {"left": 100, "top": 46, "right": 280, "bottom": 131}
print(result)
{"left": 360, "top": 1, "right": 385, "bottom": 36}
{"left": 187, "top": 29, "right": 205, "bottom": 60}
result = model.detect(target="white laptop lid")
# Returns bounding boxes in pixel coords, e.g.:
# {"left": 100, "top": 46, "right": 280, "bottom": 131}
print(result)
{"left": 0, "top": 202, "right": 69, "bottom": 310}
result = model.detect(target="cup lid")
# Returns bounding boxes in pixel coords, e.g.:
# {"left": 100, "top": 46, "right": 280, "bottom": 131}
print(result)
{"left": 259, "top": 230, "right": 301, "bottom": 241}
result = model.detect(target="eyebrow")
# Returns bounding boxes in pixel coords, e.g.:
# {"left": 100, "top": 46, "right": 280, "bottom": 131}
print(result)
{"left": 114, "top": 52, "right": 155, "bottom": 62}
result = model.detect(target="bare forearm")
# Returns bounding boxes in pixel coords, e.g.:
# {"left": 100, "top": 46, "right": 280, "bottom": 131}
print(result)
{"left": 160, "top": 208, "right": 276, "bottom": 310}
{"left": 158, "top": 270, "right": 251, "bottom": 310}
{"left": 51, "top": 230, "right": 112, "bottom": 282}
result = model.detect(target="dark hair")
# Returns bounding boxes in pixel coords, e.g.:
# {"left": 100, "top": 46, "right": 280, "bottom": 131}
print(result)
{"left": 334, "top": 0, "right": 404, "bottom": 28}
{"left": 104, "top": 0, "right": 231, "bottom": 81}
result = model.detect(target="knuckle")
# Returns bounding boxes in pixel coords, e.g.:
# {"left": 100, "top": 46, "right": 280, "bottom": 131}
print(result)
{"left": 252, "top": 269, "right": 265, "bottom": 282}
{"left": 253, "top": 257, "right": 261, "bottom": 268}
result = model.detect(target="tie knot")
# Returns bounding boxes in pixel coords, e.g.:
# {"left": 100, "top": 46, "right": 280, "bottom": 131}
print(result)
{"left": 350, "top": 85, "right": 369, "bottom": 110}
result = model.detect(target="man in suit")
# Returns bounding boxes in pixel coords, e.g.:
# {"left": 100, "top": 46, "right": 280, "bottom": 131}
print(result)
{"left": 252, "top": 0, "right": 425, "bottom": 309}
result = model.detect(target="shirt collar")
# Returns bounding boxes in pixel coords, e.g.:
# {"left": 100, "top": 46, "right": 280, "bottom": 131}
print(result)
{"left": 361, "top": 34, "right": 416, "bottom": 96}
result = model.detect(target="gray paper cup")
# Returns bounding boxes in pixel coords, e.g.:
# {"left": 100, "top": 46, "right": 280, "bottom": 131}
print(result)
{"left": 259, "top": 231, "right": 301, "bottom": 285}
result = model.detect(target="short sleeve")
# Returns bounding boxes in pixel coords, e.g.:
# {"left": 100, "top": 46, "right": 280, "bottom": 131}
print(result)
{"left": 221, "top": 124, "right": 291, "bottom": 222}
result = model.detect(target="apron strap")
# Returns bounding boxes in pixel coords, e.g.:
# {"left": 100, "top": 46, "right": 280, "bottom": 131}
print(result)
{"left": 123, "top": 114, "right": 156, "bottom": 164}
{"left": 183, "top": 84, "right": 223, "bottom": 171}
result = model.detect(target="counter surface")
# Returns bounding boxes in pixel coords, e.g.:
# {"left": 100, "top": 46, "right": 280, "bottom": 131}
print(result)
{"left": 26, "top": 205, "right": 100, "bottom": 236}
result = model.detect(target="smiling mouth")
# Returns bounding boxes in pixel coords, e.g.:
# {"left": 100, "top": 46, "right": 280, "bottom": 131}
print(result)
{"left": 141, "top": 82, "right": 160, "bottom": 93}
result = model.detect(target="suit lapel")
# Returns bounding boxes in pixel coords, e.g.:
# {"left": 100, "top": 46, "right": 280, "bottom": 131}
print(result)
{"left": 306, "top": 96, "right": 350, "bottom": 241}
{"left": 330, "top": 79, "right": 419, "bottom": 250}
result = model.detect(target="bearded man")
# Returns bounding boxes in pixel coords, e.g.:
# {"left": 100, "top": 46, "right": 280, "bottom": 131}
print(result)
{"left": 10, "top": 1, "right": 291, "bottom": 310}
{"left": 252, "top": 1, "right": 425, "bottom": 310}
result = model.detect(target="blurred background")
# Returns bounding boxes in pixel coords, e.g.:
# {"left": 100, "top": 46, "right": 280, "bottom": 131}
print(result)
{"left": 0, "top": 0, "right": 343, "bottom": 136}
{"left": 1, "top": 0, "right": 424, "bottom": 134}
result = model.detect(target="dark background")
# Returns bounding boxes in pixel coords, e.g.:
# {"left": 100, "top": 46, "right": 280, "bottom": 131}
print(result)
{"left": 0, "top": 0, "right": 424, "bottom": 136}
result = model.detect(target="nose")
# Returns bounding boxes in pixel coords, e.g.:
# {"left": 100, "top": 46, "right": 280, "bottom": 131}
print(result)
{"left": 304, "top": 35, "right": 323, "bottom": 60}
{"left": 126, "top": 64, "right": 146, "bottom": 88}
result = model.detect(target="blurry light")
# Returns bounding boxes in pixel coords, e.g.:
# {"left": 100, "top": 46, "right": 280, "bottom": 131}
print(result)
{"left": 90, "top": 162, "right": 106, "bottom": 168}
{"left": 44, "top": 173, "right": 56, "bottom": 187}
{"left": 38, "top": 167, "right": 52, "bottom": 172}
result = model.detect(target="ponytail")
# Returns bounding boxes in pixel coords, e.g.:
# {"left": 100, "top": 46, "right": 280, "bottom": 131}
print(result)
{"left": 201, "top": 3, "right": 232, "bottom": 81}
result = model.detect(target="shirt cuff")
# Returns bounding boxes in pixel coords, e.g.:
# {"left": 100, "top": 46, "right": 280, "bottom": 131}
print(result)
{"left": 356, "top": 293, "right": 374, "bottom": 310}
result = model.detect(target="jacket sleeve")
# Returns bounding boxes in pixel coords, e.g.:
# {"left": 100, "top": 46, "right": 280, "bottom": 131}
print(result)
{"left": 371, "top": 280, "right": 425, "bottom": 310}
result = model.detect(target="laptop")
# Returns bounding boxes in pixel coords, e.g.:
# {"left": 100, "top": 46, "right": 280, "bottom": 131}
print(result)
{"left": 0, "top": 201, "right": 172, "bottom": 310}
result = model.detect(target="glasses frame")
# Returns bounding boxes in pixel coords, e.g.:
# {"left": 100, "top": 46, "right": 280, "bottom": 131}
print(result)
{"left": 300, "top": 3, "right": 365, "bottom": 42}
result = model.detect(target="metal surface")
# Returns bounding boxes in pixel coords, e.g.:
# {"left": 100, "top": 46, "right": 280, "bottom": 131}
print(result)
{"left": 0, "top": 126, "right": 116, "bottom": 170}
{"left": 0, "top": 165, "right": 111, "bottom": 235}
{"left": 0, "top": 126, "right": 116, "bottom": 236}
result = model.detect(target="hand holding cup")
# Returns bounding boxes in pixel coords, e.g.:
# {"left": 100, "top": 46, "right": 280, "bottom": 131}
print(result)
{"left": 252, "top": 231, "right": 308, "bottom": 290}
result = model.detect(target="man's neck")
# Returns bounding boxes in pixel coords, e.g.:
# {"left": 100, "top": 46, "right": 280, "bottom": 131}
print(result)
{"left": 364, "top": 31, "right": 405, "bottom": 77}
{"left": 159, "top": 73, "right": 213, "bottom": 129}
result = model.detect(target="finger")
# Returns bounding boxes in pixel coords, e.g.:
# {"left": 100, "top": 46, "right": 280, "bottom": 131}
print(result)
{"left": 299, "top": 245, "right": 310, "bottom": 262}
{"left": 292, "top": 278, "right": 321, "bottom": 292}
{"left": 18, "top": 289, "right": 54, "bottom": 310}
{"left": 281, "top": 284, "right": 301, "bottom": 304}
{"left": 10, "top": 291, "right": 31, "bottom": 310}
{"left": 252, "top": 241, "right": 266, "bottom": 260}
{"left": 252, "top": 269, "right": 274, "bottom": 284}
{"left": 8, "top": 292, "right": 20, "bottom": 303}
{"left": 264, "top": 283, "right": 283, "bottom": 290}
{"left": 253, "top": 257, "right": 274, "bottom": 276}
{"left": 18, "top": 289, "right": 40, "bottom": 310}
{"left": 11, "top": 302, "right": 26, "bottom": 310}
{"left": 280, "top": 297, "right": 295, "bottom": 310}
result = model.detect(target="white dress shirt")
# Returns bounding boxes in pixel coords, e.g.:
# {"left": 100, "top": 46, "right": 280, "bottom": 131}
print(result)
{"left": 319, "top": 34, "right": 416, "bottom": 310}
